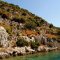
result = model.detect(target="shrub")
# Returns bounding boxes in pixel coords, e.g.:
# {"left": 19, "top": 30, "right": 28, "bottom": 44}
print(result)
{"left": 16, "top": 38, "right": 29, "bottom": 47}
{"left": 34, "top": 16, "right": 40, "bottom": 20}
{"left": 24, "top": 21, "right": 37, "bottom": 29}
{"left": 11, "top": 18, "right": 25, "bottom": 23}
{"left": 22, "top": 12, "right": 26, "bottom": 16}
{"left": 36, "top": 20, "right": 45, "bottom": 26}
{"left": 6, "top": 26, "right": 12, "bottom": 34}
{"left": 15, "top": 5, "right": 20, "bottom": 9}
{"left": 49, "top": 24, "right": 53, "bottom": 28}
{"left": 10, "top": 4, "right": 16, "bottom": 7}
{"left": 57, "top": 30, "right": 60, "bottom": 35}
{"left": 47, "top": 42, "right": 53, "bottom": 47}
{"left": 1, "top": 14, "right": 8, "bottom": 19}
{"left": 30, "top": 40, "right": 40, "bottom": 50}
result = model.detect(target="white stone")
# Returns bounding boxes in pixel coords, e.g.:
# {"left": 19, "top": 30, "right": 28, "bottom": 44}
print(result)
{"left": 0, "top": 26, "right": 9, "bottom": 47}
{"left": 25, "top": 46, "right": 35, "bottom": 52}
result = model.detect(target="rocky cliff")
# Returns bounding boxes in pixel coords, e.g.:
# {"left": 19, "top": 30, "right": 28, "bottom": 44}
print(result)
{"left": 0, "top": 1, "right": 59, "bottom": 48}
{"left": 0, "top": 26, "right": 9, "bottom": 47}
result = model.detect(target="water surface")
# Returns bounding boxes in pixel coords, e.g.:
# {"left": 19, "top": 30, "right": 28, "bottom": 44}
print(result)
{"left": 5, "top": 51, "right": 60, "bottom": 60}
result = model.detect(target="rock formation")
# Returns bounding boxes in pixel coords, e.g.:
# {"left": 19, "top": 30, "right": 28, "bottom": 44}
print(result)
{"left": 0, "top": 26, "right": 9, "bottom": 47}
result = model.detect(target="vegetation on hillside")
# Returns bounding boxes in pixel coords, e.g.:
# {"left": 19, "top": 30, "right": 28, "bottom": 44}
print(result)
{"left": 0, "top": 1, "right": 59, "bottom": 44}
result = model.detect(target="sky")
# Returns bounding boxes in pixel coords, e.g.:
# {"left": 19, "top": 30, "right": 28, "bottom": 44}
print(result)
{"left": 4, "top": 0, "right": 60, "bottom": 27}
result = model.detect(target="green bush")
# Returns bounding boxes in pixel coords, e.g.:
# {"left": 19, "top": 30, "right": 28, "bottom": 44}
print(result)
{"left": 16, "top": 38, "right": 29, "bottom": 47}
{"left": 35, "top": 19, "right": 45, "bottom": 26}
{"left": 1, "top": 13, "right": 8, "bottom": 19}
{"left": 22, "top": 12, "right": 26, "bottom": 16}
{"left": 24, "top": 21, "right": 37, "bottom": 29}
{"left": 49, "top": 24, "right": 53, "bottom": 28}
{"left": 30, "top": 40, "right": 40, "bottom": 50}
{"left": 11, "top": 18, "right": 25, "bottom": 23}
{"left": 34, "top": 16, "right": 40, "bottom": 19}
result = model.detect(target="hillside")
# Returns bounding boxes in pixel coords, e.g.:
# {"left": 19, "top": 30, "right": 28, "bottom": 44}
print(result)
{"left": 0, "top": 1, "right": 60, "bottom": 59}
{"left": 0, "top": 1, "right": 60, "bottom": 47}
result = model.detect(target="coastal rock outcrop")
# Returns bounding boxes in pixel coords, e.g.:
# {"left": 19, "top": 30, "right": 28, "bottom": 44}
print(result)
{"left": 38, "top": 45, "right": 46, "bottom": 52}
{"left": 25, "top": 46, "right": 35, "bottom": 53}
{"left": 20, "top": 36, "right": 35, "bottom": 42}
{"left": 0, "top": 26, "right": 9, "bottom": 47}
{"left": 13, "top": 47, "right": 26, "bottom": 55}
{"left": 38, "top": 45, "right": 58, "bottom": 52}
{"left": 0, "top": 52, "right": 10, "bottom": 59}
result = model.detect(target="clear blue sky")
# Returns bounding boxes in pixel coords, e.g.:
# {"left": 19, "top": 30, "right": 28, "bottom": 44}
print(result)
{"left": 4, "top": 0, "right": 60, "bottom": 27}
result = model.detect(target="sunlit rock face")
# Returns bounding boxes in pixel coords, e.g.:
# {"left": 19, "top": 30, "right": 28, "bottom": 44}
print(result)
{"left": 0, "top": 26, "right": 9, "bottom": 47}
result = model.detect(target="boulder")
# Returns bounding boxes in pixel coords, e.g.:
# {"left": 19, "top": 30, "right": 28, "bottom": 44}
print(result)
{"left": 20, "top": 47, "right": 26, "bottom": 55}
{"left": 14, "top": 47, "right": 21, "bottom": 55}
{"left": 45, "top": 47, "right": 58, "bottom": 51}
{"left": 37, "top": 45, "right": 46, "bottom": 52}
{"left": 0, "top": 26, "right": 9, "bottom": 48}
{"left": 0, "top": 52, "right": 10, "bottom": 59}
{"left": 25, "top": 46, "right": 35, "bottom": 54}
{"left": 6, "top": 47, "right": 14, "bottom": 55}
{"left": 38, "top": 45, "right": 58, "bottom": 52}
{"left": 14, "top": 47, "right": 26, "bottom": 55}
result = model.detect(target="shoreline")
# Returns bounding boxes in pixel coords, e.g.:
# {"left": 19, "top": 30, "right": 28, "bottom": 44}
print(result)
{"left": 0, "top": 46, "right": 59, "bottom": 59}
{"left": 4, "top": 50, "right": 60, "bottom": 60}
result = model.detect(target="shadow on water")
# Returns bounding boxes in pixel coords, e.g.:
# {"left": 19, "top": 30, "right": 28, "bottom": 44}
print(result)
{"left": 4, "top": 51, "right": 60, "bottom": 60}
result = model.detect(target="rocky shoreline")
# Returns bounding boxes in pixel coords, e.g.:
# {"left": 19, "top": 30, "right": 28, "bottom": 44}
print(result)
{"left": 0, "top": 26, "right": 59, "bottom": 59}
{"left": 0, "top": 46, "right": 58, "bottom": 59}
{"left": 0, "top": 1, "right": 60, "bottom": 60}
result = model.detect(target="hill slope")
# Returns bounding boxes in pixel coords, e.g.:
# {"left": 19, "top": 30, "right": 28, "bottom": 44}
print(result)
{"left": 0, "top": 1, "right": 60, "bottom": 43}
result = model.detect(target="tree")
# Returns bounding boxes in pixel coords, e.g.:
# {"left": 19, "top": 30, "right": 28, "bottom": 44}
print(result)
{"left": 49, "top": 24, "right": 53, "bottom": 28}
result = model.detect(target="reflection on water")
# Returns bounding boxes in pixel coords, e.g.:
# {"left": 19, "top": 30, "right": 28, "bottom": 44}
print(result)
{"left": 5, "top": 51, "right": 60, "bottom": 60}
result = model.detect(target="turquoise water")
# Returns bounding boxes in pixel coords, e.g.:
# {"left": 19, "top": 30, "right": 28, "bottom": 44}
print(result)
{"left": 5, "top": 51, "right": 60, "bottom": 60}
{"left": 24, "top": 51, "right": 60, "bottom": 60}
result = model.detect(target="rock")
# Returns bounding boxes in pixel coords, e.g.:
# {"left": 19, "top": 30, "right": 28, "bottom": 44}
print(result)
{"left": 6, "top": 47, "right": 14, "bottom": 55}
{"left": 20, "top": 36, "right": 35, "bottom": 42}
{"left": 0, "top": 48, "right": 6, "bottom": 52}
{"left": 38, "top": 45, "right": 58, "bottom": 52}
{"left": 44, "top": 47, "right": 50, "bottom": 51}
{"left": 14, "top": 47, "right": 26, "bottom": 55}
{"left": 25, "top": 46, "right": 35, "bottom": 54}
{"left": 20, "top": 47, "right": 26, "bottom": 55}
{"left": 0, "top": 26, "right": 9, "bottom": 48}
{"left": 0, "top": 52, "right": 10, "bottom": 59}
{"left": 34, "top": 35, "right": 47, "bottom": 45}
{"left": 45, "top": 47, "right": 58, "bottom": 51}
{"left": 37, "top": 45, "right": 46, "bottom": 52}
{"left": 14, "top": 47, "right": 21, "bottom": 55}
